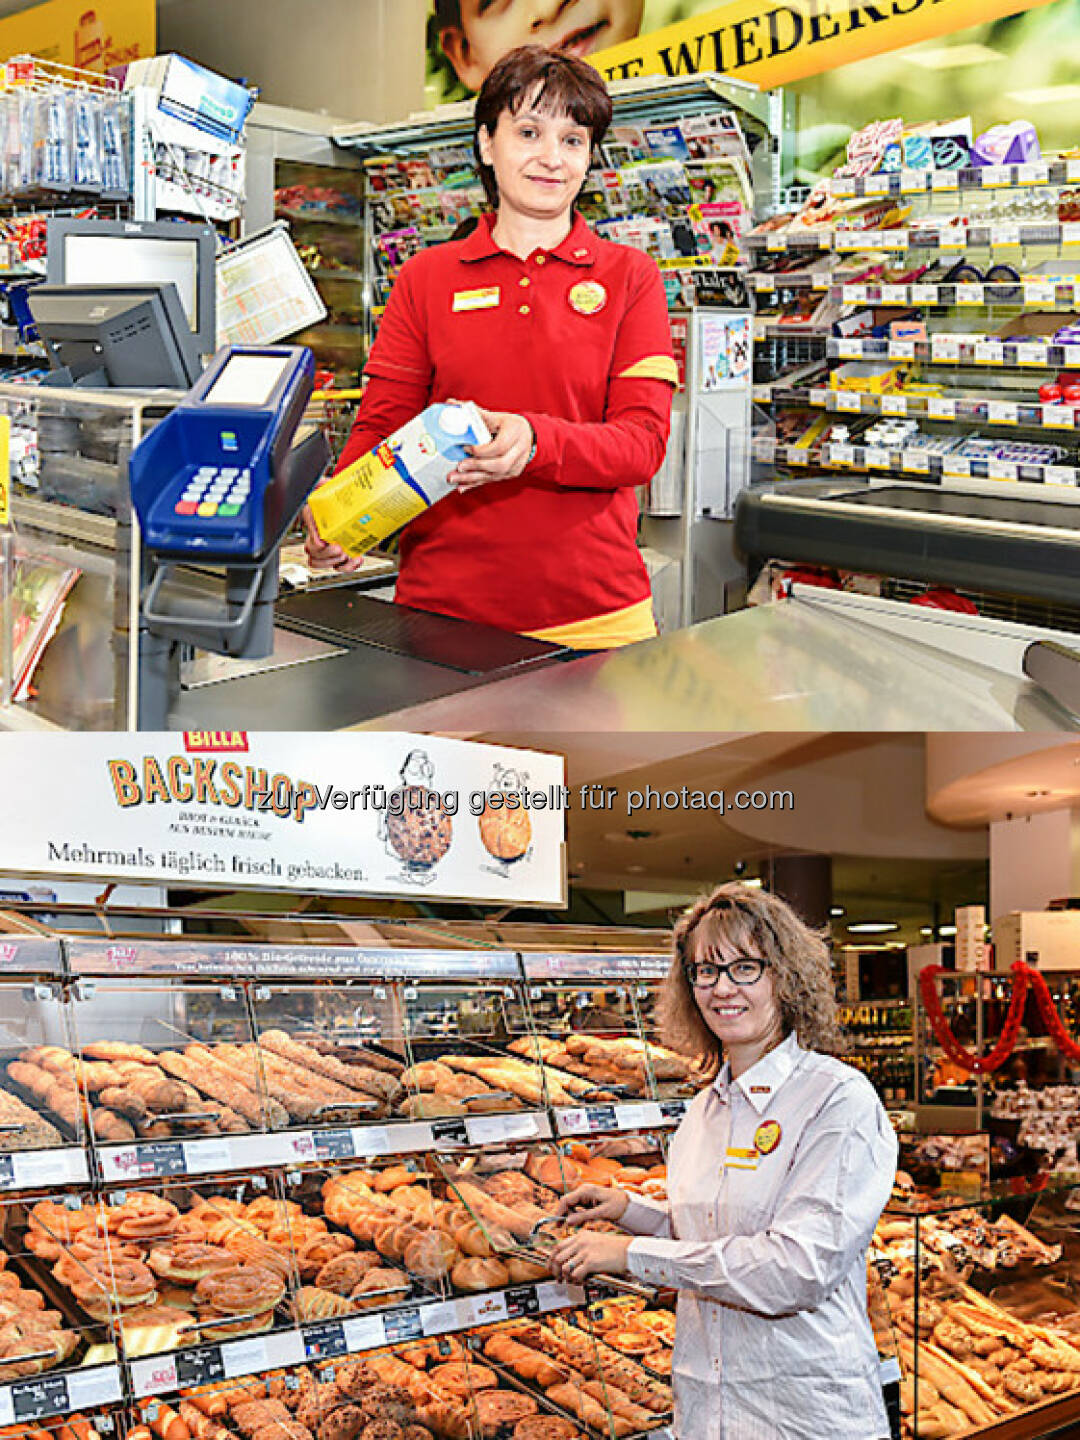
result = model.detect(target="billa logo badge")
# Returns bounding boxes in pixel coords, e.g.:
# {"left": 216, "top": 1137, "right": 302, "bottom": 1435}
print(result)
{"left": 569, "top": 281, "right": 607, "bottom": 316}
{"left": 183, "top": 732, "right": 248, "bottom": 753}
{"left": 754, "top": 1120, "right": 782, "bottom": 1155}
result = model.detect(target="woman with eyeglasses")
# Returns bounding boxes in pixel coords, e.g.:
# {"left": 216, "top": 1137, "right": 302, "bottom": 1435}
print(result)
{"left": 548, "top": 883, "right": 898, "bottom": 1440}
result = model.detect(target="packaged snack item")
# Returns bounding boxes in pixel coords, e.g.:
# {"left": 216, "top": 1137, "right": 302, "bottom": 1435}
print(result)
{"left": 308, "top": 402, "right": 491, "bottom": 557}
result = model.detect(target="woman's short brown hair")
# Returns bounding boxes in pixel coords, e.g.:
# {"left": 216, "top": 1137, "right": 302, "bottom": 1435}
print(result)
{"left": 658, "top": 883, "right": 841, "bottom": 1080}
{"left": 473, "top": 46, "right": 613, "bottom": 208}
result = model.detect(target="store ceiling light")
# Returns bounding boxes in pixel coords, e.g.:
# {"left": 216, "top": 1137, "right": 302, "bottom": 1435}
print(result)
{"left": 830, "top": 906, "right": 845, "bottom": 917}
{"left": 906, "top": 43, "right": 1004, "bottom": 70}
{"left": 1008, "top": 84, "right": 1080, "bottom": 107}
{"left": 920, "top": 927, "right": 934, "bottom": 937}
{"left": 739, "top": 876, "right": 763, "bottom": 889}
{"left": 939, "top": 924, "right": 957, "bottom": 937}
{"left": 847, "top": 921, "right": 900, "bottom": 934}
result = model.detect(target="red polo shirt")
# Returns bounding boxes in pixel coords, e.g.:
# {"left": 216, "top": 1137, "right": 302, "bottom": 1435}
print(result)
{"left": 332, "top": 212, "right": 677, "bottom": 645}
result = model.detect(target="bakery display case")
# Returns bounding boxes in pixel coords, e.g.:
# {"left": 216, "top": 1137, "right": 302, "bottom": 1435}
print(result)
{"left": 875, "top": 1181, "right": 1080, "bottom": 1437}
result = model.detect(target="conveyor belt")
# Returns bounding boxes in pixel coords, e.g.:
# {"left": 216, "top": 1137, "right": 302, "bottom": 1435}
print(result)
{"left": 734, "top": 480, "right": 1080, "bottom": 606}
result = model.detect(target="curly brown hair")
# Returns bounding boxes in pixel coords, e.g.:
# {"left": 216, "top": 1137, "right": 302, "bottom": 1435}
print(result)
{"left": 657, "top": 883, "right": 841, "bottom": 1080}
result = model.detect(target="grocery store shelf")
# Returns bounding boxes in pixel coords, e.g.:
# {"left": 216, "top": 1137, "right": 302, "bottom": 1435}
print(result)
{"left": 748, "top": 219, "right": 1080, "bottom": 253}
{"left": 824, "top": 158, "right": 1080, "bottom": 199}
{"left": 276, "top": 207, "right": 363, "bottom": 228}
{"left": 130, "top": 1282, "right": 585, "bottom": 1400}
{"left": 826, "top": 335, "right": 1080, "bottom": 371}
{"left": 833, "top": 278, "right": 1076, "bottom": 309}
{"left": 554, "top": 1098, "right": 688, "bottom": 1137}
{"left": 752, "top": 435, "right": 1080, "bottom": 488}
{"left": 774, "top": 383, "right": 1080, "bottom": 433}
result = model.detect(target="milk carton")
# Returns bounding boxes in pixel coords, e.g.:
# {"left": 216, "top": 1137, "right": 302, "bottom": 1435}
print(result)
{"left": 309, "top": 401, "right": 491, "bottom": 556}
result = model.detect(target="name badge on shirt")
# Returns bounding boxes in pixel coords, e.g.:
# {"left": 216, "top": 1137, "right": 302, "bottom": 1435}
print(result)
{"left": 453, "top": 286, "right": 501, "bottom": 313}
{"left": 725, "top": 1146, "right": 760, "bottom": 1172}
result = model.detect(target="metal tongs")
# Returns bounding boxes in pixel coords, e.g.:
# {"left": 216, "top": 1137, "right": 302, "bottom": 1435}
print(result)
{"left": 526, "top": 1215, "right": 656, "bottom": 1299}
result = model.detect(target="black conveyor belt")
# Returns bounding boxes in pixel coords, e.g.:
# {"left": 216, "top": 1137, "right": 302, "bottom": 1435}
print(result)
{"left": 735, "top": 480, "right": 1080, "bottom": 605}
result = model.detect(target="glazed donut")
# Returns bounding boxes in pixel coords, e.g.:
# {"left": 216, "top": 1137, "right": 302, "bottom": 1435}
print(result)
{"left": 430, "top": 1363, "right": 497, "bottom": 1398}
{"left": 449, "top": 1257, "right": 510, "bottom": 1293}
{"left": 117, "top": 1193, "right": 179, "bottom": 1221}
{"left": 195, "top": 1266, "right": 285, "bottom": 1316}
{"left": 69, "top": 1256, "right": 157, "bottom": 1315}
{"left": 116, "top": 1212, "right": 181, "bottom": 1243}
{"left": 148, "top": 1243, "right": 241, "bottom": 1284}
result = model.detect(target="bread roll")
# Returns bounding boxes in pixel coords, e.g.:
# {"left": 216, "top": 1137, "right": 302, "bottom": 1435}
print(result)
{"left": 450, "top": 1256, "right": 509, "bottom": 1292}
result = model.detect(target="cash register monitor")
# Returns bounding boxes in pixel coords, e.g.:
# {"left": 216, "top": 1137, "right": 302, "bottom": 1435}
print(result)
{"left": 45, "top": 217, "right": 217, "bottom": 356}
{"left": 29, "top": 282, "right": 204, "bottom": 389}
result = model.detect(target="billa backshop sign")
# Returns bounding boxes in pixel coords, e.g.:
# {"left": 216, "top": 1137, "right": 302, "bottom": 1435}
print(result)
{"left": 589, "top": 0, "right": 1053, "bottom": 88}
{"left": 0, "top": 733, "right": 567, "bottom": 905}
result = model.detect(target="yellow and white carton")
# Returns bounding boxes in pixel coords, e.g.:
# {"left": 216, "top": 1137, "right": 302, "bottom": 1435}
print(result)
{"left": 309, "top": 401, "right": 491, "bottom": 556}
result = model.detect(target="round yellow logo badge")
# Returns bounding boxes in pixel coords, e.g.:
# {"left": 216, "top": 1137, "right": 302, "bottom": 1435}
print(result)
{"left": 754, "top": 1120, "right": 782, "bottom": 1156}
{"left": 569, "top": 281, "right": 607, "bottom": 316}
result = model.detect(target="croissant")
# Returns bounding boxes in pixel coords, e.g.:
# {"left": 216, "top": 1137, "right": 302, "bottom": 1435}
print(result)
{"left": 292, "top": 1287, "right": 354, "bottom": 1322}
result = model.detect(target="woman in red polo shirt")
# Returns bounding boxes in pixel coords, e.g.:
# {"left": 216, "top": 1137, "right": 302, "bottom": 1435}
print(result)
{"left": 304, "top": 45, "right": 677, "bottom": 650}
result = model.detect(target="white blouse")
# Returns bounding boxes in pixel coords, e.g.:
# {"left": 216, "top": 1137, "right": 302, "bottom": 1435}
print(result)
{"left": 624, "top": 1032, "right": 897, "bottom": 1440}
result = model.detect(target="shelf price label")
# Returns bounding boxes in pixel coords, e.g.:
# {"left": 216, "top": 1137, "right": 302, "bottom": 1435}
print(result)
{"left": 863, "top": 446, "right": 890, "bottom": 470}
{"left": 303, "top": 1321, "right": 348, "bottom": 1360}
{"left": 843, "top": 285, "right": 867, "bottom": 304}
{"left": 1024, "top": 280, "right": 1056, "bottom": 306}
{"left": 835, "top": 392, "right": 862, "bottom": 413}
{"left": 808, "top": 388, "right": 830, "bottom": 407}
{"left": 987, "top": 400, "right": 1019, "bottom": 425}
{"left": 904, "top": 450, "right": 931, "bottom": 473}
{"left": 882, "top": 395, "right": 908, "bottom": 416}
{"left": 222, "top": 1337, "right": 269, "bottom": 1380}
{"left": 881, "top": 284, "right": 907, "bottom": 306}
{"left": 1043, "top": 404, "right": 1076, "bottom": 429}
{"left": 974, "top": 341, "right": 1003, "bottom": 366}
{"left": 1045, "top": 465, "right": 1078, "bottom": 485}
{"left": 864, "top": 173, "right": 890, "bottom": 195}
{"left": 659, "top": 1099, "right": 689, "bottom": 1124}
{"left": 753, "top": 274, "right": 775, "bottom": 292}
{"left": 989, "top": 460, "right": 1018, "bottom": 481}
{"left": 383, "top": 1307, "right": 424, "bottom": 1344}
{"left": 899, "top": 169, "right": 924, "bottom": 193}
{"left": 930, "top": 336, "right": 960, "bottom": 362}
{"left": 837, "top": 339, "right": 863, "bottom": 360}
{"left": 505, "top": 1285, "right": 542, "bottom": 1319}
{"left": 942, "top": 457, "right": 972, "bottom": 478}
{"left": 931, "top": 170, "right": 959, "bottom": 191}
{"left": 788, "top": 448, "right": 809, "bottom": 466}
{"left": 991, "top": 224, "right": 1021, "bottom": 248}
{"left": 1063, "top": 222, "right": 1080, "bottom": 246}
{"left": 765, "top": 233, "right": 786, "bottom": 252}
{"left": 176, "top": 1345, "right": 227, "bottom": 1387}
{"left": 939, "top": 230, "right": 967, "bottom": 250}
{"left": 829, "top": 444, "right": 854, "bottom": 467}
{"left": 314, "top": 1129, "right": 357, "bottom": 1162}
{"left": 928, "top": 397, "right": 956, "bottom": 420}
{"left": 343, "top": 1313, "right": 387, "bottom": 1352}
{"left": 1014, "top": 342, "right": 1048, "bottom": 366}
{"left": 913, "top": 284, "right": 939, "bottom": 305}
{"left": 980, "top": 165, "right": 1010, "bottom": 187}
{"left": 956, "top": 284, "right": 982, "bottom": 306}
{"left": 1018, "top": 161, "right": 1050, "bottom": 185}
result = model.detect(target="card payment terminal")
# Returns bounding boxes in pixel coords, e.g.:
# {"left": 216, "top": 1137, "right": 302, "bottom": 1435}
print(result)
{"left": 129, "top": 345, "right": 333, "bottom": 729}
{"left": 130, "top": 345, "right": 322, "bottom": 561}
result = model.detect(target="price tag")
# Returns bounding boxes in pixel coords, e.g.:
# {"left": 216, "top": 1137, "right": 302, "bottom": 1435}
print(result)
{"left": 882, "top": 395, "right": 908, "bottom": 416}
{"left": 864, "top": 446, "right": 890, "bottom": 469}
{"left": 1063, "top": 222, "right": 1080, "bottom": 245}
{"left": 222, "top": 1337, "right": 269, "bottom": 1379}
{"left": 830, "top": 444, "right": 854, "bottom": 467}
{"left": 913, "top": 284, "right": 938, "bottom": 305}
{"left": 981, "top": 165, "right": 1009, "bottom": 187}
{"left": 889, "top": 341, "right": 915, "bottom": 360}
{"left": 10, "top": 1376, "right": 71, "bottom": 1423}
{"left": 988, "top": 400, "right": 1018, "bottom": 425}
{"left": 183, "top": 1138, "right": 233, "bottom": 1174}
{"left": 832, "top": 177, "right": 856, "bottom": 197}
{"left": 939, "top": 231, "right": 967, "bottom": 250}
{"left": 1046, "top": 465, "right": 1078, "bottom": 485}
{"left": 303, "top": 1321, "right": 348, "bottom": 1360}
{"left": 1069, "top": 159, "right": 1080, "bottom": 183}
{"left": 837, "top": 339, "right": 863, "bottom": 360}
{"left": 1042, "top": 404, "right": 1075, "bottom": 428}
{"left": 0, "top": 1391, "right": 12, "bottom": 1429}
{"left": 881, "top": 284, "right": 907, "bottom": 306}
{"left": 616, "top": 1102, "right": 663, "bottom": 1130}
{"left": 420, "top": 1300, "right": 461, "bottom": 1337}
{"left": 864, "top": 173, "right": 889, "bottom": 195}
{"left": 860, "top": 229, "right": 884, "bottom": 248}
{"left": 844, "top": 284, "right": 868, "bottom": 304}
{"left": 942, "top": 457, "right": 972, "bottom": 478}
{"left": 557, "top": 1109, "right": 588, "bottom": 1135}
{"left": 753, "top": 274, "right": 775, "bottom": 292}
{"left": 659, "top": 1099, "right": 689, "bottom": 1124}
{"left": 974, "top": 341, "right": 1003, "bottom": 365}
{"left": 808, "top": 387, "right": 830, "bottom": 407}
{"left": 343, "top": 1313, "right": 387, "bottom": 1351}
{"left": 130, "top": 1356, "right": 178, "bottom": 1398}
{"left": 766, "top": 233, "right": 786, "bottom": 252}
{"left": 383, "top": 1306, "right": 423, "bottom": 1344}
{"left": 430, "top": 1118, "right": 469, "bottom": 1146}
{"left": 835, "top": 391, "right": 862, "bottom": 413}
{"left": 752, "top": 386, "right": 772, "bottom": 404}
{"left": 1015, "top": 342, "right": 1047, "bottom": 366}
{"left": 471, "top": 1291, "right": 511, "bottom": 1326}
{"left": 1063, "top": 344, "right": 1080, "bottom": 367}
{"left": 834, "top": 232, "right": 862, "bottom": 251}
{"left": 928, "top": 397, "right": 956, "bottom": 420}
{"left": 111, "top": 1140, "right": 186, "bottom": 1179}
{"left": 956, "top": 283, "right": 983, "bottom": 305}
{"left": 788, "top": 448, "right": 809, "bottom": 466}
{"left": 176, "top": 1345, "right": 227, "bottom": 1387}
{"left": 931, "top": 171, "right": 959, "bottom": 191}
{"left": 992, "top": 223, "right": 1021, "bottom": 247}
{"left": 905, "top": 450, "right": 930, "bottom": 473}
{"left": 314, "top": 1129, "right": 357, "bottom": 1161}
{"left": 1018, "top": 161, "right": 1050, "bottom": 185}
{"left": 64, "top": 1366, "right": 122, "bottom": 1408}
{"left": 931, "top": 336, "right": 960, "bottom": 362}
{"left": 900, "top": 169, "right": 924, "bottom": 193}
{"left": 1024, "top": 280, "right": 1055, "bottom": 306}
{"left": 353, "top": 1126, "right": 391, "bottom": 1156}
{"left": 989, "top": 460, "right": 1018, "bottom": 480}
{"left": 505, "top": 1285, "right": 542, "bottom": 1319}
{"left": 466, "top": 1112, "right": 543, "bottom": 1145}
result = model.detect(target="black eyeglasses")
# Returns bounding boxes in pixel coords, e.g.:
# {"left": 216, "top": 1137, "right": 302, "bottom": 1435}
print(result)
{"left": 687, "top": 957, "right": 766, "bottom": 989}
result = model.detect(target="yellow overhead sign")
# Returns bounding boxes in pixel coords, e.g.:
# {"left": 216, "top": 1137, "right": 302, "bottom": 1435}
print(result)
{"left": 0, "top": 0, "right": 155, "bottom": 74}
{"left": 589, "top": 0, "right": 1054, "bottom": 89}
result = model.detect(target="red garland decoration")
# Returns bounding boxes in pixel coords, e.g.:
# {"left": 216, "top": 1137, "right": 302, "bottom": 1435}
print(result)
{"left": 1025, "top": 965, "right": 1080, "bottom": 1063}
{"left": 918, "top": 962, "right": 1030, "bottom": 1075}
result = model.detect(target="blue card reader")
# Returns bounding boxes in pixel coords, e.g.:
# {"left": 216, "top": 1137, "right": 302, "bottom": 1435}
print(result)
{"left": 130, "top": 344, "right": 323, "bottom": 562}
